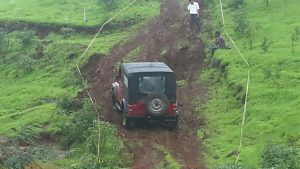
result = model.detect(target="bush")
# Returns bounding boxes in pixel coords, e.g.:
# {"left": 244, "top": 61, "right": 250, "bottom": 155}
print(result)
{"left": 217, "top": 163, "right": 253, "bottom": 169}
{"left": 260, "top": 36, "right": 272, "bottom": 53}
{"left": 0, "top": 126, "right": 47, "bottom": 169}
{"left": 16, "top": 31, "right": 35, "bottom": 47}
{"left": 59, "top": 101, "right": 95, "bottom": 148}
{"left": 228, "top": 0, "right": 245, "bottom": 9}
{"left": 96, "top": 0, "right": 118, "bottom": 9}
{"left": 84, "top": 122, "right": 124, "bottom": 168}
{"left": 233, "top": 14, "right": 249, "bottom": 35}
{"left": 60, "top": 27, "right": 74, "bottom": 39}
{"left": 261, "top": 143, "right": 300, "bottom": 169}
{"left": 18, "top": 55, "right": 36, "bottom": 73}
{"left": 57, "top": 96, "right": 83, "bottom": 115}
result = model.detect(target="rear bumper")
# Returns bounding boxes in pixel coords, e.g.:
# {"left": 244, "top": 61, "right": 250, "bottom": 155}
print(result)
{"left": 125, "top": 111, "right": 179, "bottom": 122}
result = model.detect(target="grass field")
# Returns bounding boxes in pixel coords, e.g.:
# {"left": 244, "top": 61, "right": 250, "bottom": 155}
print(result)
{"left": 199, "top": 0, "right": 300, "bottom": 168}
{"left": 0, "top": 30, "right": 131, "bottom": 136}
{"left": 0, "top": 0, "right": 160, "bottom": 136}
{"left": 0, "top": 0, "right": 161, "bottom": 26}
{"left": 0, "top": 0, "right": 161, "bottom": 168}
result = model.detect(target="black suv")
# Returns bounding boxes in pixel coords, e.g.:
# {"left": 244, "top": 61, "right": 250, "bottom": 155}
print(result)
{"left": 111, "top": 62, "right": 178, "bottom": 129}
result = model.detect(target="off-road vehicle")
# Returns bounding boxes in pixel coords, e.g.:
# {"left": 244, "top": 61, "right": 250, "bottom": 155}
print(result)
{"left": 111, "top": 62, "right": 178, "bottom": 129}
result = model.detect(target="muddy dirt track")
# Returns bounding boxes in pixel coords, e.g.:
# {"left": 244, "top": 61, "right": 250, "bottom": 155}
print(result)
{"left": 82, "top": 0, "right": 208, "bottom": 168}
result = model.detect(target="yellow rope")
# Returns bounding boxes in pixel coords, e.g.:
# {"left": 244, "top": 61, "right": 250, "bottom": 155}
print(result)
{"left": 74, "top": 0, "right": 137, "bottom": 161}
{"left": 219, "top": 0, "right": 251, "bottom": 164}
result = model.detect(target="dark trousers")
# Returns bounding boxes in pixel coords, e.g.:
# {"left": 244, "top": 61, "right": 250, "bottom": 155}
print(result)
{"left": 190, "top": 14, "right": 200, "bottom": 32}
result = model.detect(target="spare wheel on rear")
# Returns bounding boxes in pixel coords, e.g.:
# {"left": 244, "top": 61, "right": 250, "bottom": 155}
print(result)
{"left": 144, "top": 93, "right": 169, "bottom": 116}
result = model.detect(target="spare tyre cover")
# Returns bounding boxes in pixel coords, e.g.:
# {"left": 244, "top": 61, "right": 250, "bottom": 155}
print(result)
{"left": 144, "top": 93, "right": 169, "bottom": 116}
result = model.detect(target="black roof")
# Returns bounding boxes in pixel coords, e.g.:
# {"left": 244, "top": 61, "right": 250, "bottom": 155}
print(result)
{"left": 121, "top": 62, "right": 173, "bottom": 75}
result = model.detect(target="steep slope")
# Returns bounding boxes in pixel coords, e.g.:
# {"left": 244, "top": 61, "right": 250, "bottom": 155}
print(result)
{"left": 82, "top": 0, "right": 208, "bottom": 168}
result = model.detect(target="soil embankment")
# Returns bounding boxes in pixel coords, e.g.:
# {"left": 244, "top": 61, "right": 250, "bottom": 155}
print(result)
{"left": 82, "top": 0, "right": 208, "bottom": 168}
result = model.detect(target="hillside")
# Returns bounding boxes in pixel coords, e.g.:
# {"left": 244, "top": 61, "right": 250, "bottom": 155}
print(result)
{"left": 0, "top": 0, "right": 161, "bottom": 168}
{"left": 1, "top": 0, "right": 299, "bottom": 168}
{"left": 199, "top": 0, "right": 300, "bottom": 168}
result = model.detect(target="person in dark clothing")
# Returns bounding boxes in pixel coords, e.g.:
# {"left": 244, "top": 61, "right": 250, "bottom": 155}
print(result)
{"left": 187, "top": 0, "right": 201, "bottom": 32}
{"left": 211, "top": 31, "right": 230, "bottom": 56}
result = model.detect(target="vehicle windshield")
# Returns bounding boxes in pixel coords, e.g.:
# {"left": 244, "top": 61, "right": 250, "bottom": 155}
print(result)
{"left": 139, "top": 76, "right": 165, "bottom": 94}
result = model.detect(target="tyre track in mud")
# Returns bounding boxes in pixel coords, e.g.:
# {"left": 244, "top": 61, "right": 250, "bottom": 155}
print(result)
{"left": 82, "top": 0, "right": 208, "bottom": 168}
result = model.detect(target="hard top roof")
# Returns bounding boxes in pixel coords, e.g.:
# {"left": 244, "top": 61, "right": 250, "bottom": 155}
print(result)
{"left": 121, "top": 62, "right": 173, "bottom": 75}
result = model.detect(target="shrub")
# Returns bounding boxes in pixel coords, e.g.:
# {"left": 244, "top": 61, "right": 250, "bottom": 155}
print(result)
{"left": 0, "top": 28, "right": 9, "bottom": 62}
{"left": 85, "top": 122, "right": 124, "bottom": 168}
{"left": 59, "top": 101, "right": 95, "bottom": 148}
{"left": 96, "top": 0, "right": 118, "bottom": 9}
{"left": 16, "top": 31, "right": 35, "bottom": 47}
{"left": 228, "top": 0, "right": 245, "bottom": 9}
{"left": 233, "top": 14, "right": 249, "bottom": 35}
{"left": 60, "top": 27, "right": 74, "bottom": 39}
{"left": 260, "top": 36, "right": 272, "bottom": 53}
{"left": 0, "top": 126, "right": 47, "bottom": 169}
{"left": 18, "top": 55, "right": 36, "bottom": 73}
{"left": 261, "top": 143, "right": 300, "bottom": 169}
{"left": 217, "top": 163, "right": 254, "bottom": 169}
{"left": 56, "top": 96, "right": 83, "bottom": 115}
{"left": 291, "top": 26, "right": 300, "bottom": 53}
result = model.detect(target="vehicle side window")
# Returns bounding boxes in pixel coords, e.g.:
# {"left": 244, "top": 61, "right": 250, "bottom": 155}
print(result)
{"left": 124, "top": 75, "right": 128, "bottom": 87}
{"left": 139, "top": 76, "right": 165, "bottom": 94}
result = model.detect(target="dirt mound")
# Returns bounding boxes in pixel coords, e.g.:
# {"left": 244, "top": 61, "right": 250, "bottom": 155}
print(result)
{"left": 82, "top": 0, "right": 208, "bottom": 168}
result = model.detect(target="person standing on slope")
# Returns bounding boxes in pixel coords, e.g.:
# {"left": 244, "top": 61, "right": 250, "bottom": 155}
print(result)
{"left": 187, "top": 0, "right": 200, "bottom": 32}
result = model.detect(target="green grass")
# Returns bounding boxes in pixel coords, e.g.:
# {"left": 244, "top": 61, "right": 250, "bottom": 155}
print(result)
{"left": 199, "top": 0, "right": 300, "bottom": 168}
{"left": 0, "top": 0, "right": 161, "bottom": 26}
{"left": 0, "top": 0, "right": 162, "bottom": 136}
{"left": 0, "top": 0, "right": 161, "bottom": 168}
{"left": 155, "top": 145, "right": 183, "bottom": 169}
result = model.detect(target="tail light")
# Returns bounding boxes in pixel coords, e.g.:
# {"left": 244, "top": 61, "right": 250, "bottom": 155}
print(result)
{"left": 172, "top": 102, "right": 177, "bottom": 111}
{"left": 128, "top": 104, "right": 134, "bottom": 112}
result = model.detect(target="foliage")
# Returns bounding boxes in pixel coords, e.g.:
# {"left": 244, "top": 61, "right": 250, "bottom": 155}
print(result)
{"left": 291, "top": 26, "right": 300, "bottom": 53}
{"left": 233, "top": 14, "right": 249, "bottom": 35}
{"left": 96, "top": 0, "right": 118, "bottom": 9}
{"left": 58, "top": 102, "right": 126, "bottom": 169}
{"left": 261, "top": 143, "right": 300, "bottom": 169}
{"left": 59, "top": 101, "right": 96, "bottom": 148}
{"left": 0, "top": 28, "right": 9, "bottom": 62}
{"left": 218, "top": 163, "right": 251, "bottom": 169}
{"left": 16, "top": 31, "right": 35, "bottom": 47}
{"left": 0, "top": 126, "right": 47, "bottom": 169}
{"left": 18, "top": 55, "right": 36, "bottom": 73}
{"left": 155, "top": 146, "right": 182, "bottom": 169}
{"left": 260, "top": 36, "right": 272, "bottom": 53}
{"left": 228, "top": 0, "right": 245, "bottom": 9}
{"left": 60, "top": 27, "right": 74, "bottom": 39}
{"left": 56, "top": 96, "right": 83, "bottom": 115}
{"left": 199, "top": 0, "right": 300, "bottom": 168}
{"left": 84, "top": 122, "right": 124, "bottom": 168}
{"left": 264, "top": 0, "right": 269, "bottom": 7}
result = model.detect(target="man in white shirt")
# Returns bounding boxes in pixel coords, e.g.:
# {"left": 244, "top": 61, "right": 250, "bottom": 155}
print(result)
{"left": 187, "top": 0, "right": 200, "bottom": 32}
